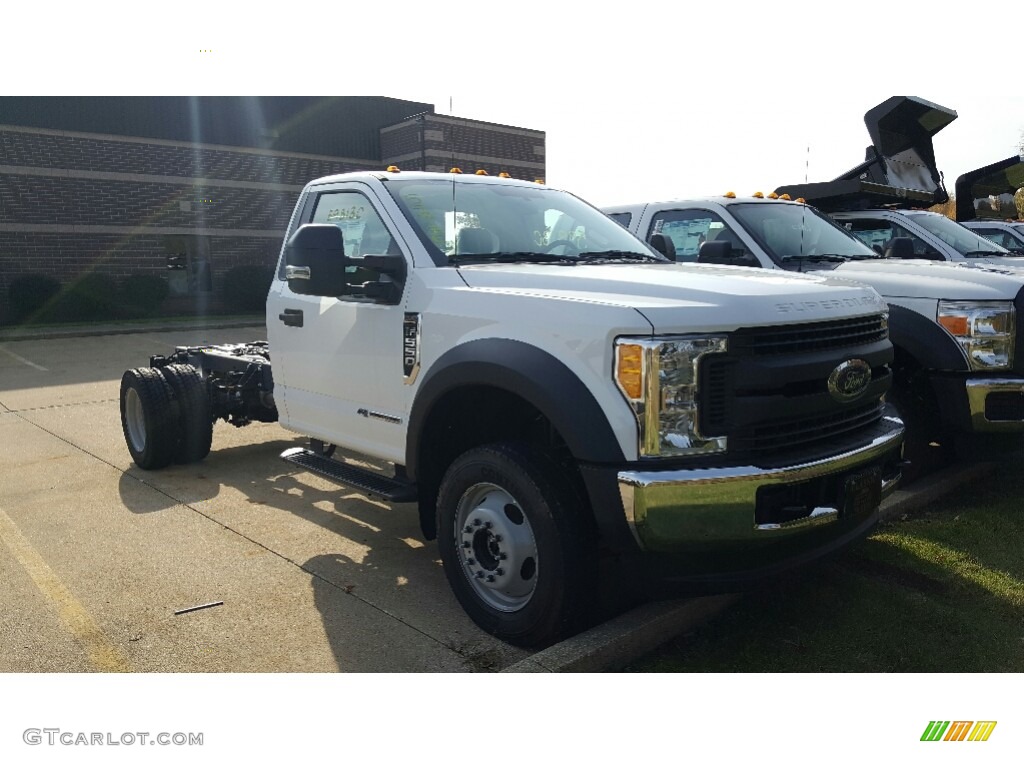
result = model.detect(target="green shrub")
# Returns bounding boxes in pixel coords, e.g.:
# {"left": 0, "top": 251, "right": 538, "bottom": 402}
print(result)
{"left": 222, "top": 264, "right": 274, "bottom": 312}
{"left": 49, "top": 272, "right": 122, "bottom": 322}
{"left": 7, "top": 273, "right": 61, "bottom": 323}
{"left": 119, "top": 274, "right": 169, "bottom": 317}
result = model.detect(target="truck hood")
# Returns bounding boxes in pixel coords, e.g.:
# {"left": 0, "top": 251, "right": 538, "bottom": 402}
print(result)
{"left": 834, "top": 259, "right": 1024, "bottom": 300}
{"left": 456, "top": 262, "right": 885, "bottom": 332}
{"left": 965, "top": 256, "right": 1024, "bottom": 271}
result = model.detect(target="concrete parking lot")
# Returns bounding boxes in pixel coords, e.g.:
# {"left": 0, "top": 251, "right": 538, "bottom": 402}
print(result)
{"left": 0, "top": 327, "right": 530, "bottom": 672}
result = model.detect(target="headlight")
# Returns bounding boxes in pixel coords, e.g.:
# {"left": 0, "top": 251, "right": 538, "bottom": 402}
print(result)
{"left": 937, "top": 301, "right": 1015, "bottom": 371}
{"left": 614, "top": 336, "right": 728, "bottom": 457}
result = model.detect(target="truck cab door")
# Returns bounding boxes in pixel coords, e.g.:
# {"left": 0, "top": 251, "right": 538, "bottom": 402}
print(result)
{"left": 267, "top": 183, "right": 410, "bottom": 463}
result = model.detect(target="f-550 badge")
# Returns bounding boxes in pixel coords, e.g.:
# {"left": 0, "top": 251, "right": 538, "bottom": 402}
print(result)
{"left": 403, "top": 313, "right": 421, "bottom": 383}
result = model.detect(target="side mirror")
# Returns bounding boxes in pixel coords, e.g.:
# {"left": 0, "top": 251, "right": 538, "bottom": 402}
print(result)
{"left": 884, "top": 237, "right": 915, "bottom": 260}
{"left": 698, "top": 240, "right": 760, "bottom": 267}
{"left": 285, "top": 224, "right": 350, "bottom": 296}
{"left": 649, "top": 233, "right": 677, "bottom": 260}
{"left": 284, "top": 224, "right": 407, "bottom": 302}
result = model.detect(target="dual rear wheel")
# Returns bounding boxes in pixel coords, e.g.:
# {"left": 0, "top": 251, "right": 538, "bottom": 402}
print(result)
{"left": 120, "top": 365, "right": 212, "bottom": 470}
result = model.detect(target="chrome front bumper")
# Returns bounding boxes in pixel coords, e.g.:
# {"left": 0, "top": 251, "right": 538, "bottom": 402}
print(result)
{"left": 617, "top": 417, "right": 904, "bottom": 552}
{"left": 965, "top": 379, "right": 1024, "bottom": 432}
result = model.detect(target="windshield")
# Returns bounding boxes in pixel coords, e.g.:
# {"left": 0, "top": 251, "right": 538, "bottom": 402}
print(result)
{"left": 904, "top": 212, "right": 1012, "bottom": 256}
{"left": 384, "top": 178, "right": 663, "bottom": 265}
{"left": 728, "top": 203, "right": 878, "bottom": 263}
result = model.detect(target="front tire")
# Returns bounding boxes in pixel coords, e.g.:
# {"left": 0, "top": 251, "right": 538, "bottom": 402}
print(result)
{"left": 437, "top": 443, "right": 595, "bottom": 648}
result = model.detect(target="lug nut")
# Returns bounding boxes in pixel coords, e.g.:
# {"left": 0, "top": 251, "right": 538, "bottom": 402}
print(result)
{"left": 464, "top": 525, "right": 473, "bottom": 533}
{"left": 496, "top": 568, "right": 504, "bottom": 576}
{"left": 462, "top": 541, "right": 471, "bottom": 549}
{"left": 483, "top": 521, "right": 493, "bottom": 529}
{"left": 493, "top": 534, "right": 502, "bottom": 542}
{"left": 498, "top": 553, "right": 508, "bottom": 560}
{"left": 472, "top": 518, "right": 481, "bottom": 526}
{"left": 466, "top": 558, "right": 475, "bottom": 565}
{"left": 475, "top": 571, "right": 484, "bottom": 579}
{"left": 485, "top": 575, "right": 495, "bottom": 582}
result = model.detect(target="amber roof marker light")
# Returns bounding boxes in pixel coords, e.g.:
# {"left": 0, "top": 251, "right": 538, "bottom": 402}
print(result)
{"left": 386, "top": 165, "right": 401, "bottom": 173}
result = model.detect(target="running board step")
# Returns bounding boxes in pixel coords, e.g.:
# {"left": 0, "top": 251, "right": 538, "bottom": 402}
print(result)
{"left": 280, "top": 448, "right": 417, "bottom": 503}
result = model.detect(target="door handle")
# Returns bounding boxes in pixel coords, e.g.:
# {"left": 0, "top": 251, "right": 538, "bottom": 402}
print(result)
{"left": 279, "top": 308, "right": 303, "bottom": 327}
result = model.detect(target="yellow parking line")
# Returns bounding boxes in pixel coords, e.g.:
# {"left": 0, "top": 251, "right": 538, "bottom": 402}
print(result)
{"left": 0, "top": 507, "right": 132, "bottom": 672}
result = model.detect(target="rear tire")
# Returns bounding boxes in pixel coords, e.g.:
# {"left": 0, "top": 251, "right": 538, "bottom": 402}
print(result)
{"left": 160, "top": 363, "right": 213, "bottom": 464}
{"left": 120, "top": 367, "right": 180, "bottom": 470}
{"left": 436, "top": 442, "right": 596, "bottom": 648}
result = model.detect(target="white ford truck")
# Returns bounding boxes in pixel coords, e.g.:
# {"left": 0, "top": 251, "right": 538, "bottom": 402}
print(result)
{"left": 605, "top": 193, "right": 1024, "bottom": 472}
{"left": 606, "top": 98, "right": 1024, "bottom": 476}
{"left": 119, "top": 169, "right": 904, "bottom": 647}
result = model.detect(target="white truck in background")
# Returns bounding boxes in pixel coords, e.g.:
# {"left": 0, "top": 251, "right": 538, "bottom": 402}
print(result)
{"left": 605, "top": 100, "right": 1024, "bottom": 478}
{"left": 118, "top": 169, "right": 904, "bottom": 647}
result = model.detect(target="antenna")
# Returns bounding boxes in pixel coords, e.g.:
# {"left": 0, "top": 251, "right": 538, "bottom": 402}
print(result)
{"left": 799, "top": 145, "right": 809, "bottom": 269}
{"left": 450, "top": 98, "right": 457, "bottom": 261}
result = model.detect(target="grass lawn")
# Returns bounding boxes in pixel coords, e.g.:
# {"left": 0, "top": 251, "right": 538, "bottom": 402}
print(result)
{"left": 626, "top": 465, "right": 1024, "bottom": 672}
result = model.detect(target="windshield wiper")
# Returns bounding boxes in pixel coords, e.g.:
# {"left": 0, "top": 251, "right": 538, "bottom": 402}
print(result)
{"left": 780, "top": 253, "right": 851, "bottom": 263}
{"left": 574, "top": 250, "right": 666, "bottom": 263}
{"left": 448, "top": 251, "right": 578, "bottom": 266}
{"left": 963, "top": 250, "right": 1014, "bottom": 258}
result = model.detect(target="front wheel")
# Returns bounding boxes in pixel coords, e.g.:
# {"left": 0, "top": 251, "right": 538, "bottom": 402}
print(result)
{"left": 437, "top": 443, "right": 595, "bottom": 648}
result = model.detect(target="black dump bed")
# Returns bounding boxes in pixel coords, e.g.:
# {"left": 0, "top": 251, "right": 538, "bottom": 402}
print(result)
{"left": 954, "top": 154, "right": 1024, "bottom": 222}
{"left": 776, "top": 96, "right": 958, "bottom": 212}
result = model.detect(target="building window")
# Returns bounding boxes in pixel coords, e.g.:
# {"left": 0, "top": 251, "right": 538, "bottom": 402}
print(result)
{"left": 164, "top": 235, "right": 213, "bottom": 294}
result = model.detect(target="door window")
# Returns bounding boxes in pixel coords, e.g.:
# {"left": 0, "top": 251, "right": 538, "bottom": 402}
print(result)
{"left": 312, "top": 191, "right": 400, "bottom": 259}
{"left": 842, "top": 218, "right": 937, "bottom": 257}
{"left": 647, "top": 209, "right": 749, "bottom": 262}
{"left": 973, "top": 228, "right": 1020, "bottom": 250}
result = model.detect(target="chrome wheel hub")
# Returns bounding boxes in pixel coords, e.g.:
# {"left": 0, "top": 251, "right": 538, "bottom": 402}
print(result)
{"left": 125, "top": 387, "right": 147, "bottom": 453}
{"left": 454, "top": 483, "right": 537, "bottom": 612}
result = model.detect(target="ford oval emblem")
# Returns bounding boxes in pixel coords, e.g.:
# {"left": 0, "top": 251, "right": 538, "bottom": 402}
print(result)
{"left": 828, "top": 359, "right": 872, "bottom": 402}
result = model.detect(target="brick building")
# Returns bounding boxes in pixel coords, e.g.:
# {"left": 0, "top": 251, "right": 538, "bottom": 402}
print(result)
{"left": 0, "top": 96, "right": 545, "bottom": 317}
